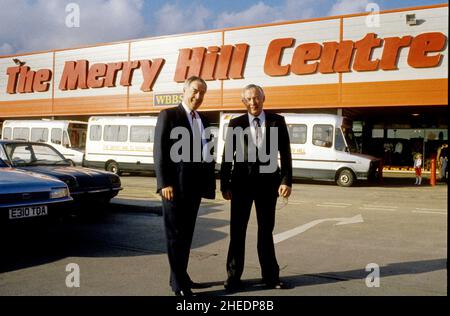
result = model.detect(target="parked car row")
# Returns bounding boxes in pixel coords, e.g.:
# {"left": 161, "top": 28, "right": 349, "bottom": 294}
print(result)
{"left": 0, "top": 140, "right": 122, "bottom": 225}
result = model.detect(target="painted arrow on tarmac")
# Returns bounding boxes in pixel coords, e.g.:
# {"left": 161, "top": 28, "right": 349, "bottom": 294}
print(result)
{"left": 273, "top": 214, "right": 364, "bottom": 244}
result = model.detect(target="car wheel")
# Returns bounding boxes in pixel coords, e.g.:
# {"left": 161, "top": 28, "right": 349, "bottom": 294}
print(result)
{"left": 336, "top": 169, "right": 355, "bottom": 187}
{"left": 106, "top": 161, "right": 120, "bottom": 175}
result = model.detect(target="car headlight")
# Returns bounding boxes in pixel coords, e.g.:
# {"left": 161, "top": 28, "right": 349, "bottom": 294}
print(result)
{"left": 50, "top": 187, "right": 70, "bottom": 199}
{"left": 109, "top": 175, "right": 121, "bottom": 186}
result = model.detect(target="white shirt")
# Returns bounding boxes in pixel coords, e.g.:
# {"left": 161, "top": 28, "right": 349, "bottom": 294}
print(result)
{"left": 248, "top": 111, "right": 266, "bottom": 147}
{"left": 182, "top": 102, "right": 208, "bottom": 160}
{"left": 181, "top": 102, "right": 205, "bottom": 139}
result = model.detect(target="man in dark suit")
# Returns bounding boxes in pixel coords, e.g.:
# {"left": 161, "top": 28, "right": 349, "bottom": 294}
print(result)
{"left": 220, "top": 84, "right": 292, "bottom": 291}
{"left": 154, "top": 76, "right": 216, "bottom": 296}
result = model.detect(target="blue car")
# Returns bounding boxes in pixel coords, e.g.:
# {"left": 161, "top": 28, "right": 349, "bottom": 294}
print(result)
{"left": 0, "top": 158, "right": 72, "bottom": 224}
{"left": 0, "top": 140, "right": 122, "bottom": 206}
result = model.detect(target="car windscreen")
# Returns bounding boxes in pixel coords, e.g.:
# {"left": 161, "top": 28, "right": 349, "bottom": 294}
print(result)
{"left": 4, "top": 143, "right": 70, "bottom": 167}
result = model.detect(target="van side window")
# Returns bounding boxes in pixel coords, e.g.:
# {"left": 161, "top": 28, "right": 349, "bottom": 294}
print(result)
{"left": 312, "top": 124, "right": 333, "bottom": 148}
{"left": 51, "top": 128, "right": 62, "bottom": 145}
{"left": 31, "top": 128, "right": 49, "bottom": 143}
{"left": 130, "top": 126, "right": 154, "bottom": 143}
{"left": 3, "top": 127, "right": 12, "bottom": 140}
{"left": 63, "top": 131, "right": 70, "bottom": 147}
{"left": 287, "top": 124, "right": 307, "bottom": 144}
{"left": 104, "top": 125, "right": 128, "bottom": 142}
{"left": 13, "top": 127, "right": 30, "bottom": 141}
{"left": 335, "top": 128, "right": 346, "bottom": 152}
{"left": 90, "top": 125, "right": 102, "bottom": 141}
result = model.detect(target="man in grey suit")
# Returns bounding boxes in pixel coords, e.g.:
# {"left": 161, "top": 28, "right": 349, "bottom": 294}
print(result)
{"left": 154, "top": 76, "right": 216, "bottom": 296}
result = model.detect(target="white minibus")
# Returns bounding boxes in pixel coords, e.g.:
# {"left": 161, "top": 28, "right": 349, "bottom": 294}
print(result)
{"left": 1, "top": 119, "right": 87, "bottom": 165}
{"left": 217, "top": 112, "right": 382, "bottom": 187}
{"left": 84, "top": 116, "right": 158, "bottom": 174}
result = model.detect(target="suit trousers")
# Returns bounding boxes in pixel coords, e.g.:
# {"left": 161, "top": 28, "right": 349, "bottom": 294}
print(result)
{"left": 226, "top": 174, "right": 279, "bottom": 283}
{"left": 162, "top": 193, "right": 201, "bottom": 292}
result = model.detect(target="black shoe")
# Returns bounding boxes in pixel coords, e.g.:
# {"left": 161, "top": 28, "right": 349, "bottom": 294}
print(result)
{"left": 174, "top": 289, "right": 194, "bottom": 297}
{"left": 224, "top": 278, "right": 243, "bottom": 292}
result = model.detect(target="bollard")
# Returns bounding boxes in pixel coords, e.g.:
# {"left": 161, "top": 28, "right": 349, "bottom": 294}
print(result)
{"left": 378, "top": 160, "right": 383, "bottom": 184}
{"left": 430, "top": 158, "right": 436, "bottom": 186}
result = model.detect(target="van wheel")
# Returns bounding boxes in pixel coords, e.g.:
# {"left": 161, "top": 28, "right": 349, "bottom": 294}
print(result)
{"left": 106, "top": 161, "right": 120, "bottom": 175}
{"left": 336, "top": 169, "right": 355, "bottom": 187}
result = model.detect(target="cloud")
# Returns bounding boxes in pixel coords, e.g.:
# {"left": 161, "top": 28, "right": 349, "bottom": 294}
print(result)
{"left": 214, "top": 0, "right": 319, "bottom": 29}
{"left": 152, "top": 2, "right": 212, "bottom": 36}
{"left": 0, "top": 0, "right": 146, "bottom": 55}
{"left": 328, "top": 0, "right": 370, "bottom": 16}
{"left": 0, "top": 42, "right": 14, "bottom": 55}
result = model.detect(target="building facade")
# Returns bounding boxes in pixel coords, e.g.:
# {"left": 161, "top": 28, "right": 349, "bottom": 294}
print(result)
{"left": 0, "top": 4, "right": 448, "bottom": 167}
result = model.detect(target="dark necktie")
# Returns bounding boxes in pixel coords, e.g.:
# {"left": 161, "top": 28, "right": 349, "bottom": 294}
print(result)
{"left": 191, "top": 111, "right": 203, "bottom": 161}
{"left": 253, "top": 117, "right": 262, "bottom": 147}
{"left": 190, "top": 111, "right": 201, "bottom": 138}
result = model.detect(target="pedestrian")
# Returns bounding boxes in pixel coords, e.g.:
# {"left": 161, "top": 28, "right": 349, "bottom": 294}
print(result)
{"left": 220, "top": 84, "right": 292, "bottom": 291}
{"left": 414, "top": 153, "right": 422, "bottom": 185}
{"left": 153, "top": 76, "right": 216, "bottom": 296}
{"left": 436, "top": 143, "right": 448, "bottom": 181}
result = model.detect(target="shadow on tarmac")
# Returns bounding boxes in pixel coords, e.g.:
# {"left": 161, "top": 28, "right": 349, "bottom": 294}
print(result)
{"left": 196, "top": 258, "right": 447, "bottom": 296}
{"left": 0, "top": 201, "right": 230, "bottom": 273}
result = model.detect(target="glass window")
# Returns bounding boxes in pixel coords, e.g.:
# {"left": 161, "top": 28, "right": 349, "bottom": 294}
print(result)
{"left": 3, "top": 127, "right": 12, "bottom": 140}
{"left": 312, "top": 124, "right": 333, "bottom": 148}
{"left": 89, "top": 125, "right": 102, "bottom": 141}
{"left": 31, "top": 128, "right": 49, "bottom": 143}
{"left": 104, "top": 125, "right": 128, "bottom": 142}
{"left": 13, "top": 127, "right": 30, "bottom": 141}
{"left": 130, "top": 126, "right": 154, "bottom": 143}
{"left": 335, "top": 128, "right": 346, "bottom": 152}
{"left": 6, "top": 143, "right": 64, "bottom": 166}
{"left": 287, "top": 124, "right": 307, "bottom": 144}
{"left": 51, "top": 128, "right": 62, "bottom": 144}
{"left": 63, "top": 131, "right": 70, "bottom": 147}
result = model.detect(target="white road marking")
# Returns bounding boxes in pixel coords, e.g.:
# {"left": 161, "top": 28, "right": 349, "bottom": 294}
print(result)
{"left": 363, "top": 205, "right": 398, "bottom": 209}
{"left": 359, "top": 207, "right": 397, "bottom": 211}
{"left": 412, "top": 210, "right": 447, "bottom": 215}
{"left": 316, "top": 202, "right": 352, "bottom": 208}
{"left": 274, "top": 214, "right": 363, "bottom": 244}
{"left": 320, "top": 202, "right": 353, "bottom": 206}
{"left": 414, "top": 208, "right": 446, "bottom": 212}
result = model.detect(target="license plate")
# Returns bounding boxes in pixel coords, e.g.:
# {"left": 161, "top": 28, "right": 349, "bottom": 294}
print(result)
{"left": 9, "top": 205, "right": 48, "bottom": 219}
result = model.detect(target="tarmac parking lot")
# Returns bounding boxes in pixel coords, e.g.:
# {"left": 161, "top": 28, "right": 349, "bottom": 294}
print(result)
{"left": 0, "top": 173, "right": 447, "bottom": 296}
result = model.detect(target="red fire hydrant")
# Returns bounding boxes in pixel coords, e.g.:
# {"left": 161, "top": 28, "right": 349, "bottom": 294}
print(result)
{"left": 430, "top": 158, "right": 436, "bottom": 186}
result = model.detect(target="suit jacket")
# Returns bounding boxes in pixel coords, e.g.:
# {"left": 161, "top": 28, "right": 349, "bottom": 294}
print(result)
{"left": 154, "top": 104, "right": 216, "bottom": 200}
{"left": 220, "top": 112, "right": 292, "bottom": 193}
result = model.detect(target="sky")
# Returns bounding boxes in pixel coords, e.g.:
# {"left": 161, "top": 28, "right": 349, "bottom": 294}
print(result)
{"left": 0, "top": 0, "right": 446, "bottom": 55}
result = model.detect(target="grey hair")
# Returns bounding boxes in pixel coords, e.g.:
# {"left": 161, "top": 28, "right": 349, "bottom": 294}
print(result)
{"left": 184, "top": 76, "right": 207, "bottom": 91}
{"left": 241, "top": 84, "right": 265, "bottom": 99}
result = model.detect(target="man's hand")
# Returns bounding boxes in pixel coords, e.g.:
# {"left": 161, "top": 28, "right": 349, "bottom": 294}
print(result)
{"left": 222, "top": 190, "right": 232, "bottom": 200}
{"left": 161, "top": 186, "right": 174, "bottom": 201}
{"left": 278, "top": 184, "right": 291, "bottom": 198}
